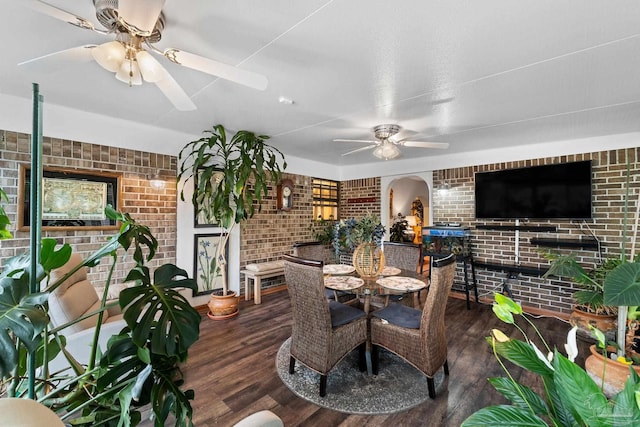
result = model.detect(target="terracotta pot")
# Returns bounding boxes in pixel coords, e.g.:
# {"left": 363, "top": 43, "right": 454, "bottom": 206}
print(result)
{"left": 569, "top": 308, "right": 617, "bottom": 342}
{"left": 584, "top": 345, "right": 640, "bottom": 397}
{"left": 352, "top": 243, "right": 385, "bottom": 278}
{"left": 207, "top": 290, "right": 239, "bottom": 319}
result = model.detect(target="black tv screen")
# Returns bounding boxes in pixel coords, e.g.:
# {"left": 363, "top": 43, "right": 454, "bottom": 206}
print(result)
{"left": 474, "top": 161, "right": 592, "bottom": 220}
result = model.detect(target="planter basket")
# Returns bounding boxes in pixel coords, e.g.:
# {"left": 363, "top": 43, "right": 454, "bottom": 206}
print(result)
{"left": 352, "top": 243, "right": 385, "bottom": 278}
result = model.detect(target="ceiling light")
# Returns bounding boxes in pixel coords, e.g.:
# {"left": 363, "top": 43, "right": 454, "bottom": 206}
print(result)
{"left": 92, "top": 41, "right": 126, "bottom": 72}
{"left": 136, "top": 50, "right": 166, "bottom": 82}
{"left": 148, "top": 174, "right": 165, "bottom": 190}
{"left": 116, "top": 59, "right": 142, "bottom": 86}
{"left": 373, "top": 142, "right": 400, "bottom": 160}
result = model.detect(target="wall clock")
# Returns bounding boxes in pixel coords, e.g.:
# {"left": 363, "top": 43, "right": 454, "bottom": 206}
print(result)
{"left": 277, "top": 179, "right": 294, "bottom": 211}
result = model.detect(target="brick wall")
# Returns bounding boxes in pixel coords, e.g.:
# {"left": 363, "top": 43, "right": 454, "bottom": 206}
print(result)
{"left": 339, "top": 177, "right": 381, "bottom": 219}
{"left": 237, "top": 175, "right": 383, "bottom": 292}
{"left": 433, "top": 149, "right": 639, "bottom": 314}
{"left": 239, "top": 173, "right": 315, "bottom": 289}
{"left": 0, "top": 129, "right": 177, "bottom": 288}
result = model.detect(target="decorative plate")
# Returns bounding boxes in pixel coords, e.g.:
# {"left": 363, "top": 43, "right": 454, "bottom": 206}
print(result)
{"left": 380, "top": 266, "right": 401, "bottom": 276}
{"left": 323, "top": 264, "right": 356, "bottom": 275}
{"left": 376, "top": 276, "right": 426, "bottom": 292}
{"left": 324, "top": 276, "right": 364, "bottom": 291}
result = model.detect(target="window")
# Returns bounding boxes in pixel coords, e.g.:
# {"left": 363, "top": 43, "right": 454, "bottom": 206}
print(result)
{"left": 312, "top": 178, "right": 339, "bottom": 220}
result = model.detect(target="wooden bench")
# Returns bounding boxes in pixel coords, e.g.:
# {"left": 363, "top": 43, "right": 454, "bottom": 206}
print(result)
{"left": 241, "top": 260, "right": 285, "bottom": 304}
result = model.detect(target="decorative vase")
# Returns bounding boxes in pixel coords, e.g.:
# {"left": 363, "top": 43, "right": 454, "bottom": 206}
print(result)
{"left": 584, "top": 345, "right": 640, "bottom": 397}
{"left": 207, "top": 290, "right": 239, "bottom": 320}
{"left": 352, "top": 243, "right": 385, "bottom": 278}
{"left": 569, "top": 307, "right": 617, "bottom": 342}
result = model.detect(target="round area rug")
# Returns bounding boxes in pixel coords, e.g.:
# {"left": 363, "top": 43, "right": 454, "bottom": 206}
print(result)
{"left": 275, "top": 338, "right": 445, "bottom": 415}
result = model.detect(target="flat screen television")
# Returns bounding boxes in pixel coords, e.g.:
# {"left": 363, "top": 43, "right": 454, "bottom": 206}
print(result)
{"left": 474, "top": 161, "right": 592, "bottom": 220}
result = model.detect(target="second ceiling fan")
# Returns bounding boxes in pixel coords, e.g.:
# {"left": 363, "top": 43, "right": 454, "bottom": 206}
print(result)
{"left": 335, "top": 124, "right": 449, "bottom": 160}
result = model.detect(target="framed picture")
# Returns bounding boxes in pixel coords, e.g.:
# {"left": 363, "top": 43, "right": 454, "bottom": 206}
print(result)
{"left": 194, "top": 168, "right": 223, "bottom": 227}
{"left": 193, "top": 233, "right": 228, "bottom": 296}
{"left": 18, "top": 165, "right": 122, "bottom": 231}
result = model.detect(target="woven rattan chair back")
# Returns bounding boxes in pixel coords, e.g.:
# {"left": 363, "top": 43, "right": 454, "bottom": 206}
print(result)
{"left": 283, "top": 255, "right": 331, "bottom": 368}
{"left": 292, "top": 241, "right": 325, "bottom": 262}
{"left": 420, "top": 253, "right": 456, "bottom": 371}
{"left": 383, "top": 241, "right": 421, "bottom": 272}
{"left": 370, "top": 252, "right": 456, "bottom": 399}
{"left": 283, "top": 254, "right": 368, "bottom": 396}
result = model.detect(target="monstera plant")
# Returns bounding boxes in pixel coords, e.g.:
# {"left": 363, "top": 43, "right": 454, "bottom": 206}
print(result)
{"left": 0, "top": 206, "right": 200, "bottom": 426}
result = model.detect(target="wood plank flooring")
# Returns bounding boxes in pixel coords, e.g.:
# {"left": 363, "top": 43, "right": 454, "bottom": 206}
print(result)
{"left": 155, "top": 290, "right": 586, "bottom": 426}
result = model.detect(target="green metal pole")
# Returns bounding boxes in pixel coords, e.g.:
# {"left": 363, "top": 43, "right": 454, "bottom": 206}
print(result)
{"left": 27, "top": 83, "right": 43, "bottom": 399}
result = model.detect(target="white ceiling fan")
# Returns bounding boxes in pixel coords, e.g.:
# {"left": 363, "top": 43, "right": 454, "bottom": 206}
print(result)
{"left": 334, "top": 124, "right": 449, "bottom": 160}
{"left": 19, "top": 0, "right": 269, "bottom": 111}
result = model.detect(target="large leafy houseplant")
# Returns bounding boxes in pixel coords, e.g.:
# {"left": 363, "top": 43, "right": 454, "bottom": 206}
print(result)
{"left": 0, "top": 206, "right": 201, "bottom": 426}
{"left": 543, "top": 252, "right": 619, "bottom": 316}
{"left": 462, "top": 294, "right": 640, "bottom": 426}
{"left": 177, "top": 124, "right": 286, "bottom": 296}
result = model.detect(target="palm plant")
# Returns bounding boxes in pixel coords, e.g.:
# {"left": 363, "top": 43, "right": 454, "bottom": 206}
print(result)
{"left": 177, "top": 124, "right": 286, "bottom": 295}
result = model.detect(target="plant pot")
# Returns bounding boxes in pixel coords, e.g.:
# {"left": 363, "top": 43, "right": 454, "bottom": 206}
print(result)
{"left": 352, "top": 243, "right": 385, "bottom": 278}
{"left": 569, "top": 307, "right": 617, "bottom": 342}
{"left": 207, "top": 290, "right": 239, "bottom": 320}
{"left": 585, "top": 345, "right": 640, "bottom": 397}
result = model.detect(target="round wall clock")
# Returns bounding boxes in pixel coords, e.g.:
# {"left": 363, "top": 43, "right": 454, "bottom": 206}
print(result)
{"left": 277, "top": 179, "right": 294, "bottom": 211}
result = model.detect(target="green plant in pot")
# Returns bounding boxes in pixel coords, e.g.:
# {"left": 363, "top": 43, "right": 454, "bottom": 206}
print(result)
{"left": 461, "top": 294, "right": 640, "bottom": 426}
{"left": 542, "top": 251, "right": 619, "bottom": 341}
{"left": 389, "top": 214, "right": 411, "bottom": 243}
{"left": 0, "top": 207, "right": 200, "bottom": 426}
{"left": 177, "top": 124, "right": 286, "bottom": 318}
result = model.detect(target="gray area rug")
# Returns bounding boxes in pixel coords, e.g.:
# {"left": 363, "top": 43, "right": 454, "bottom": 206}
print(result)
{"left": 275, "top": 338, "right": 445, "bottom": 415}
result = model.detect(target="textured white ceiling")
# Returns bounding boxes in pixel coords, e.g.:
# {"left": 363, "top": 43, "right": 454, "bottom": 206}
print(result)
{"left": 1, "top": 0, "right": 640, "bottom": 177}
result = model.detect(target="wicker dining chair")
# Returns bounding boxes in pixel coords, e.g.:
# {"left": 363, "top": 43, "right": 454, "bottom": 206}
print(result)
{"left": 383, "top": 241, "right": 422, "bottom": 272}
{"left": 292, "top": 241, "right": 326, "bottom": 262}
{"left": 370, "top": 253, "right": 456, "bottom": 398}
{"left": 293, "top": 241, "right": 354, "bottom": 302}
{"left": 382, "top": 241, "right": 423, "bottom": 305}
{"left": 283, "top": 254, "right": 368, "bottom": 397}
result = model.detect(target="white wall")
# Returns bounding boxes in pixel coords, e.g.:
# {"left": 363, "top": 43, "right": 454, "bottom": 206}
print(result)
{"left": 175, "top": 177, "right": 241, "bottom": 307}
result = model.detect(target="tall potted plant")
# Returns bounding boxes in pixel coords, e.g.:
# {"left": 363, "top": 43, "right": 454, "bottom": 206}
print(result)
{"left": 177, "top": 124, "right": 286, "bottom": 318}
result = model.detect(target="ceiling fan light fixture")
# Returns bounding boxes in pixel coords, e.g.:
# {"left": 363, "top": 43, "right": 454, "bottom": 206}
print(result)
{"left": 115, "top": 59, "right": 142, "bottom": 85}
{"left": 373, "top": 142, "right": 400, "bottom": 160}
{"left": 92, "top": 41, "right": 125, "bottom": 72}
{"left": 136, "top": 50, "right": 166, "bottom": 82}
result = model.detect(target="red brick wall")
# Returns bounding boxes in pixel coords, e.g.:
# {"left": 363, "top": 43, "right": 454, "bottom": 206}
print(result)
{"left": 339, "top": 177, "right": 381, "bottom": 219}
{"left": 433, "top": 150, "right": 638, "bottom": 314}
{"left": 0, "top": 129, "right": 176, "bottom": 287}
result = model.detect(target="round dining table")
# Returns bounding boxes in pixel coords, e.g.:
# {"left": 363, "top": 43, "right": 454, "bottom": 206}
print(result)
{"left": 323, "top": 264, "right": 428, "bottom": 314}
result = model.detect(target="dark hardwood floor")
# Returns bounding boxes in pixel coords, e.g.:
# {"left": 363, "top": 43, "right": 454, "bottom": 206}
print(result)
{"left": 168, "top": 290, "right": 585, "bottom": 426}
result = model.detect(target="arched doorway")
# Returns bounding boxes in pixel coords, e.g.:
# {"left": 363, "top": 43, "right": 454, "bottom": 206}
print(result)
{"left": 381, "top": 173, "right": 432, "bottom": 243}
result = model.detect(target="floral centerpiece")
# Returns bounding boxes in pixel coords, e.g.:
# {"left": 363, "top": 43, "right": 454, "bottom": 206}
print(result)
{"left": 332, "top": 214, "right": 385, "bottom": 277}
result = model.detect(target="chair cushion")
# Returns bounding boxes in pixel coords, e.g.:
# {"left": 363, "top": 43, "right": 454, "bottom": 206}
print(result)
{"left": 372, "top": 303, "right": 421, "bottom": 329}
{"left": 245, "top": 260, "right": 285, "bottom": 272}
{"left": 329, "top": 300, "right": 365, "bottom": 328}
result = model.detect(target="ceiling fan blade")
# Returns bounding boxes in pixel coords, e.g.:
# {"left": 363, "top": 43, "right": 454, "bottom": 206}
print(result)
{"left": 162, "top": 48, "right": 268, "bottom": 91}
{"left": 25, "top": 0, "right": 96, "bottom": 31}
{"left": 341, "top": 145, "right": 377, "bottom": 156}
{"left": 333, "top": 139, "right": 377, "bottom": 144}
{"left": 117, "top": 0, "right": 166, "bottom": 35}
{"left": 401, "top": 140, "right": 450, "bottom": 149}
{"left": 155, "top": 73, "right": 197, "bottom": 111}
{"left": 18, "top": 45, "right": 97, "bottom": 73}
